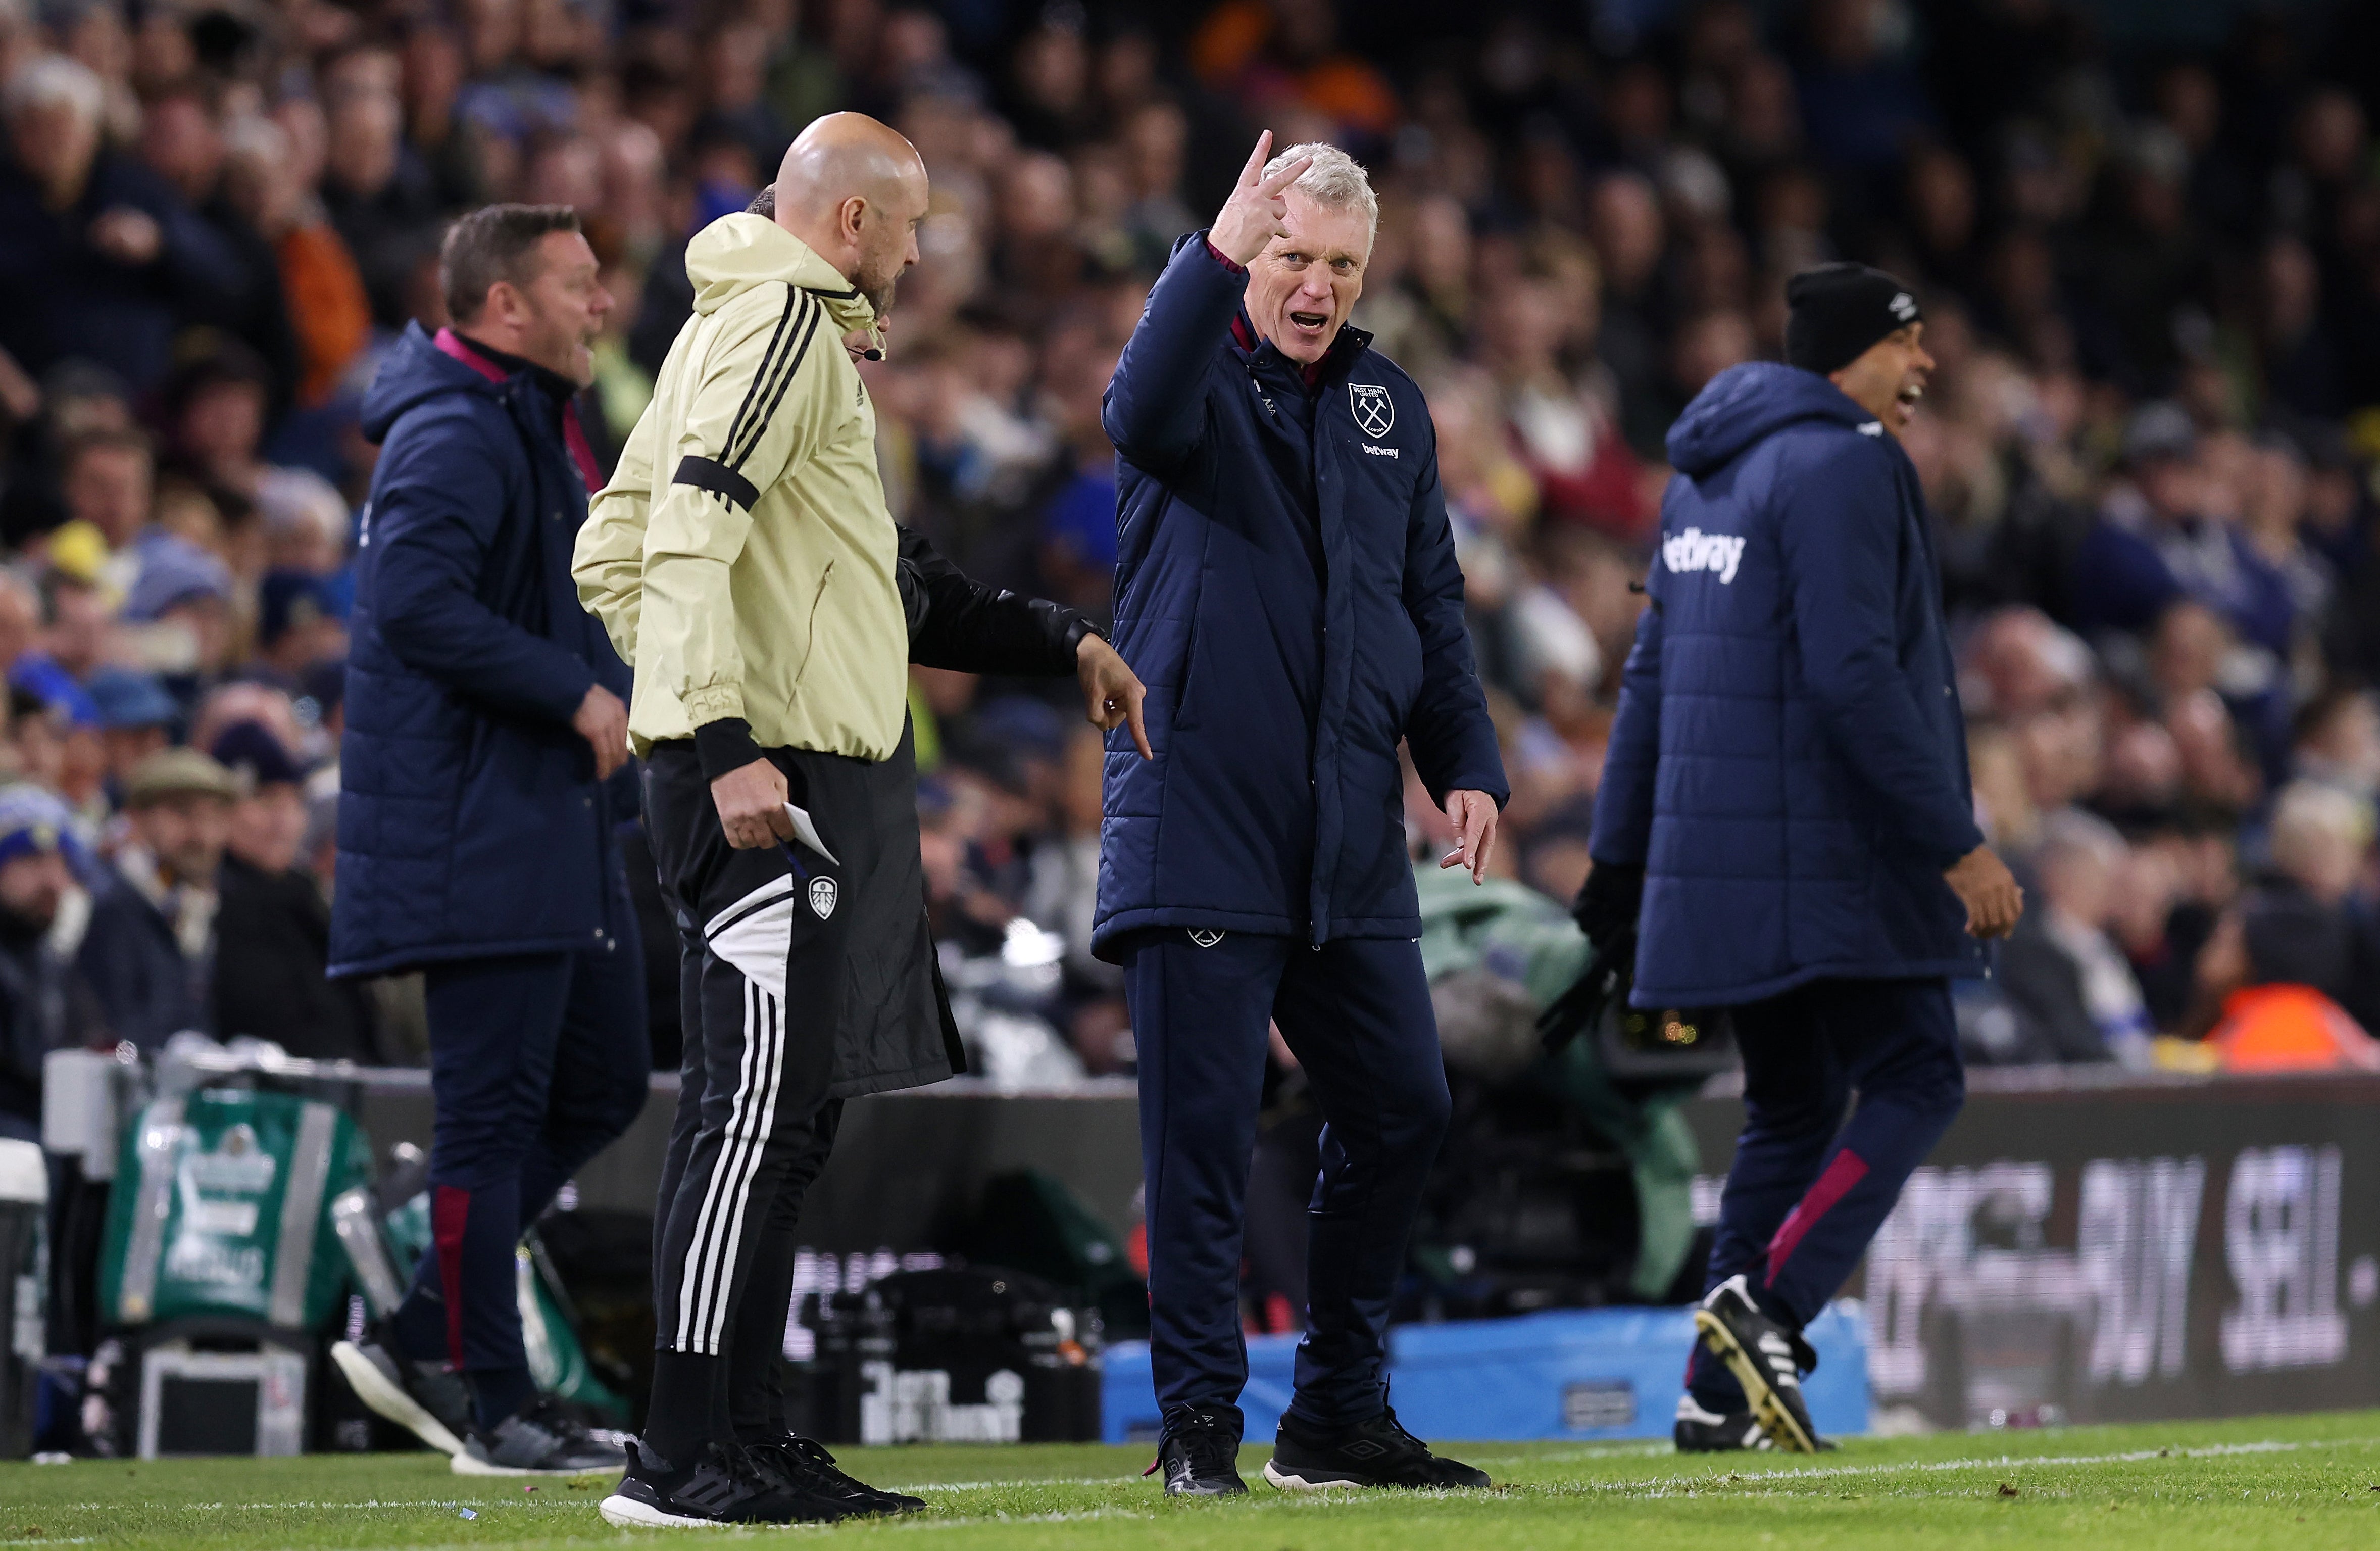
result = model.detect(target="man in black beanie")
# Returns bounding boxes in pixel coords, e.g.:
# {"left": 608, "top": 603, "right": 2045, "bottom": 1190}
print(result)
{"left": 1574, "top": 262, "right": 2023, "bottom": 1451}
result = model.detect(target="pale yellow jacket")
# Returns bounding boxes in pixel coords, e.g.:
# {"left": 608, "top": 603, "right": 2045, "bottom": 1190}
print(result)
{"left": 574, "top": 214, "right": 907, "bottom": 760}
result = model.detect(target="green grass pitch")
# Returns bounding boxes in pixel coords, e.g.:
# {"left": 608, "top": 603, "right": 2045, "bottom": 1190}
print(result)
{"left": 7, "top": 1410, "right": 2380, "bottom": 1549}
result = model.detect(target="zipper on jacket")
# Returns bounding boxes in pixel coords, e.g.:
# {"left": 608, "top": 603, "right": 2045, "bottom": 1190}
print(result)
{"left": 789, "top": 559, "right": 835, "bottom": 702}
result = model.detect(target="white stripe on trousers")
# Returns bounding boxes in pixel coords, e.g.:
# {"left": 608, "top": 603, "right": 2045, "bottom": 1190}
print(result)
{"left": 701, "top": 984, "right": 787, "bottom": 1352}
{"left": 674, "top": 978, "right": 786, "bottom": 1353}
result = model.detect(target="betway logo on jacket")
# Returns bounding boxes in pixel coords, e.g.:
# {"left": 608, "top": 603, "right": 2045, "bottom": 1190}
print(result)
{"left": 1662, "top": 526, "right": 1747, "bottom": 584}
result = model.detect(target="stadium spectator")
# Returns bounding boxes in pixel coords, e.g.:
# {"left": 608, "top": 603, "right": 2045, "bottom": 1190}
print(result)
{"left": 0, "top": 54, "right": 245, "bottom": 393}
{"left": 210, "top": 719, "right": 373, "bottom": 1060}
{"left": 77, "top": 745, "right": 233, "bottom": 1048}
{"left": 1996, "top": 808, "right": 2156, "bottom": 1065}
{"left": 83, "top": 666, "right": 174, "bottom": 800}
{"left": 0, "top": 785, "right": 97, "bottom": 1141}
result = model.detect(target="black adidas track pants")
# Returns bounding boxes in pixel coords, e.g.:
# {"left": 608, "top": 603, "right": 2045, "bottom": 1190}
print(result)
{"left": 640, "top": 739, "right": 874, "bottom": 1390}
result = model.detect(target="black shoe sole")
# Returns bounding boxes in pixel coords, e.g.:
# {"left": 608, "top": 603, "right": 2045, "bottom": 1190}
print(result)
{"left": 1694, "top": 1306, "right": 1819, "bottom": 1454}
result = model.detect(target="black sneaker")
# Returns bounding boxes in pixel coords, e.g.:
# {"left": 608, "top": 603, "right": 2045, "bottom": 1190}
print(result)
{"left": 328, "top": 1323, "right": 472, "bottom": 1457}
{"left": 1150, "top": 1405, "right": 1247, "bottom": 1497}
{"left": 742, "top": 1433, "right": 926, "bottom": 1516}
{"left": 452, "top": 1396, "right": 629, "bottom": 1476}
{"left": 1693, "top": 1274, "right": 1825, "bottom": 1453}
{"left": 1263, "top": 1405, "right": 1490, "bottom": 1491}
{"left": 600, "top": 1441, "right": 814, "bottom": 1527}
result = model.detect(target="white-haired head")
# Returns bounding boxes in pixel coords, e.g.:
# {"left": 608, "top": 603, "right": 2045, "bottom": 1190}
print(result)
{"left": 4, "top": 53, "right": 104, "bottom": 126}
{"left": 1261, "top": 141, "right": 1378, "bottom": 245}
{"left": 2269, "top": 780, "right": 2373, "bottom": 905}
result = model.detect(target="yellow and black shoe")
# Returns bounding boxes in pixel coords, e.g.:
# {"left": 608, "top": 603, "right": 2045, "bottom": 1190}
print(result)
{"left": 1674, "top": 1394, "right": 1774, "bottom": 1452}
{"left": 1692, "top": 1274, "right": 1826, "bottom": 1453}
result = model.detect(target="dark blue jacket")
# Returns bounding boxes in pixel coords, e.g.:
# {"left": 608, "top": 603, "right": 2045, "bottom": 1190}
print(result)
{"left": 1094, "top": 234, "right": 1506, "bottom": 957}
{"left": 0, "top": 152, "right": 250, "bottom": 393}
{"left": 330, "top": 325, "right": 632, "bottom": 978}
{"left": 1590, "top": 363, "right": 1987, "bottom": 1006}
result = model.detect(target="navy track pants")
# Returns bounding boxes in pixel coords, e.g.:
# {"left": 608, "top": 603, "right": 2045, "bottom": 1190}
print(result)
{"left": 1689, "top": 975, "right": 1964, "bottom": 1409}
{"left": 392, "top": 912, "right": 650, "bottom": 1390}
{"left": 1122, "top": 929, "right": 1450, "bottom": 1433}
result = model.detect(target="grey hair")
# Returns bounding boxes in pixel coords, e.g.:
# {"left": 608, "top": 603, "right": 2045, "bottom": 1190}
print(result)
{"left": 1262, "top": 140, "right": 1378, "bottom": 244}
{"left": 4, "top": 54, "right": 104, "bottom": 125}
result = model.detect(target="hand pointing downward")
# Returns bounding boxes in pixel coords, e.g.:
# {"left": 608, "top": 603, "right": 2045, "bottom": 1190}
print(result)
{"left": 1439, "top": 789, "right": 1501, "bottom": 886}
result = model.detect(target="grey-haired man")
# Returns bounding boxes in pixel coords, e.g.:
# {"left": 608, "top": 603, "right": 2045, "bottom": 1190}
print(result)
{"left": 1098, "top": 134, "right": 1506, "bottom": 1496}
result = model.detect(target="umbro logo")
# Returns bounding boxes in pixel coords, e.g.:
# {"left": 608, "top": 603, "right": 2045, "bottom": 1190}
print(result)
{"left": 1889, "top": 290, "right": 1917, "bottom": 322}
{"left": 1342, "top": 1440, "right": 1389, "bottom": 1460}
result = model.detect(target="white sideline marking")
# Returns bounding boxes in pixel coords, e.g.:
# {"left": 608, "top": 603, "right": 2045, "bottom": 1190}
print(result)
{"left": 876, "top": 1476, "right": 1141, "bottom": 1492}
{"left": 28, "top": 1436, "right": 2371, "bottom": 1525}
{"left": 1568, "top": 1436, "right": 2362, "bottom": 1498}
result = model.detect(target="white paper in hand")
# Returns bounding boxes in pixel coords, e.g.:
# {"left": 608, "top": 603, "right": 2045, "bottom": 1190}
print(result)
{"left": 782, "top": 803, "right": 840, "bottom": 865}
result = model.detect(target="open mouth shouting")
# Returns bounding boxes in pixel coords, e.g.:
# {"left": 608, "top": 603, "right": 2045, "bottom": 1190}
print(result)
{"left": 1894, "top": 378, "right": 1926, "bottom": 423}
{"left": 1287, "top": 309, "right": 1332, "bottom": 343}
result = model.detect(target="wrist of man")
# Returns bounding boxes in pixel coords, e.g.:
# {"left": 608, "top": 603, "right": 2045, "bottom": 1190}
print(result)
{"left": 1204, "top": 236, "right": 1247, "bottom": 275}
{"left": 1065, "top": 615, "right": 1109, "bottom": 659}
{"left": 695, "top": 717, "right": 768, "bottom": 783}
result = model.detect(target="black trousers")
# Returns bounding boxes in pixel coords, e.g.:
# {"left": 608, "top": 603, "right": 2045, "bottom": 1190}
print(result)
{"left": 640, "top": 740, "right": 877, "bottom": 1424}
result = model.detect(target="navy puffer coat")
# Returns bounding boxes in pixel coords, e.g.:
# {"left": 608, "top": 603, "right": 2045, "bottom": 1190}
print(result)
{"left": 1094, "top": 233, "right": 1506, "bottom": 958}
{"left": 1589, "top": 362, "right": 1987, "bottom": 1006}
{"left": 330, "top": 324, "right": 634, "bottom": 978}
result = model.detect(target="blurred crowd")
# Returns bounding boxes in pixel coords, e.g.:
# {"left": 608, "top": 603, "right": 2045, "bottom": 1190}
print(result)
{"left": 4, "top": 0, "right": 2380, "bottom": 1106}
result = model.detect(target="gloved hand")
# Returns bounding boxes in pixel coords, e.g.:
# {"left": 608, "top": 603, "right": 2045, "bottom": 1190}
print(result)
{"left": 1571, "top": 861, "right": 1645, "bottom": 949}
{"left": 1540, "top": 862, "right": 1646, "bottom": 1054}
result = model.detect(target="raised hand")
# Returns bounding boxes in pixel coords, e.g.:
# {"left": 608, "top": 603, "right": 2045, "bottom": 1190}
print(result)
{"left": 1210, "top": 130, "right": 1314, "bottom": 267}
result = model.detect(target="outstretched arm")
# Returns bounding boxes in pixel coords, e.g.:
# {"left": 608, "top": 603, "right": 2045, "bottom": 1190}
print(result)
{"left": 898, "top": 526, "right": 1149, "bottom": 758}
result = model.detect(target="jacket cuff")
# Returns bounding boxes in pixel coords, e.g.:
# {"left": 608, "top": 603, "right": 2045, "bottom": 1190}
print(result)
{"left": 694, "top": 718, "right": 768, "bottom": 783}
{"left": 1203, "top": 237, "right": 1246, "bottom": 275}
{"left": 1062, "top": 614, "right": 1107, "bottom": 657}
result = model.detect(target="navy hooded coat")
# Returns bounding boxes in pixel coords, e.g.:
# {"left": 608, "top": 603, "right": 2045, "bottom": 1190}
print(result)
{"left": 330, "top": 324, "right": 634, "bottom": 978}
{"left": 1093, "top": 233, "right": 1506, "bottom": 959}
{"left": 1589, "top": 362, "right": 1987, "bottom": 1006}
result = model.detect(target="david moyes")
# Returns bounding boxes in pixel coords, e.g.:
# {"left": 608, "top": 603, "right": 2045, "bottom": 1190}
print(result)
{"left": 1097, "top": 134, "right": 1507, "bottom": 1495}
{"left": 1580, "top": 264, "right": 2024, "bottom": 1453}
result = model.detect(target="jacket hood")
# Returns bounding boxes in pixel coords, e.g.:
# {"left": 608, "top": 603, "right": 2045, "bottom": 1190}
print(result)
{"left": 360, "top": 323, "right": 500, "bottom": 444}
{"left": 687, "top": 213, "right": 880, "bottom": 348}
{"left": 1665, "top": 360, "right": 1879, "bottom": 477}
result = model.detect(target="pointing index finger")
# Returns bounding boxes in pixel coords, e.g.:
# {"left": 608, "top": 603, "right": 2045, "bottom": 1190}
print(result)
{"left": 1237, "top": 130, "right": 1273, "bottom": 187}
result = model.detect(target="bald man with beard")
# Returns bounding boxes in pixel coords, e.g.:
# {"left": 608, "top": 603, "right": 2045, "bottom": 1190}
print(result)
{"left": 573, "top": 114, "right": 1141, "bottom": 1526}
